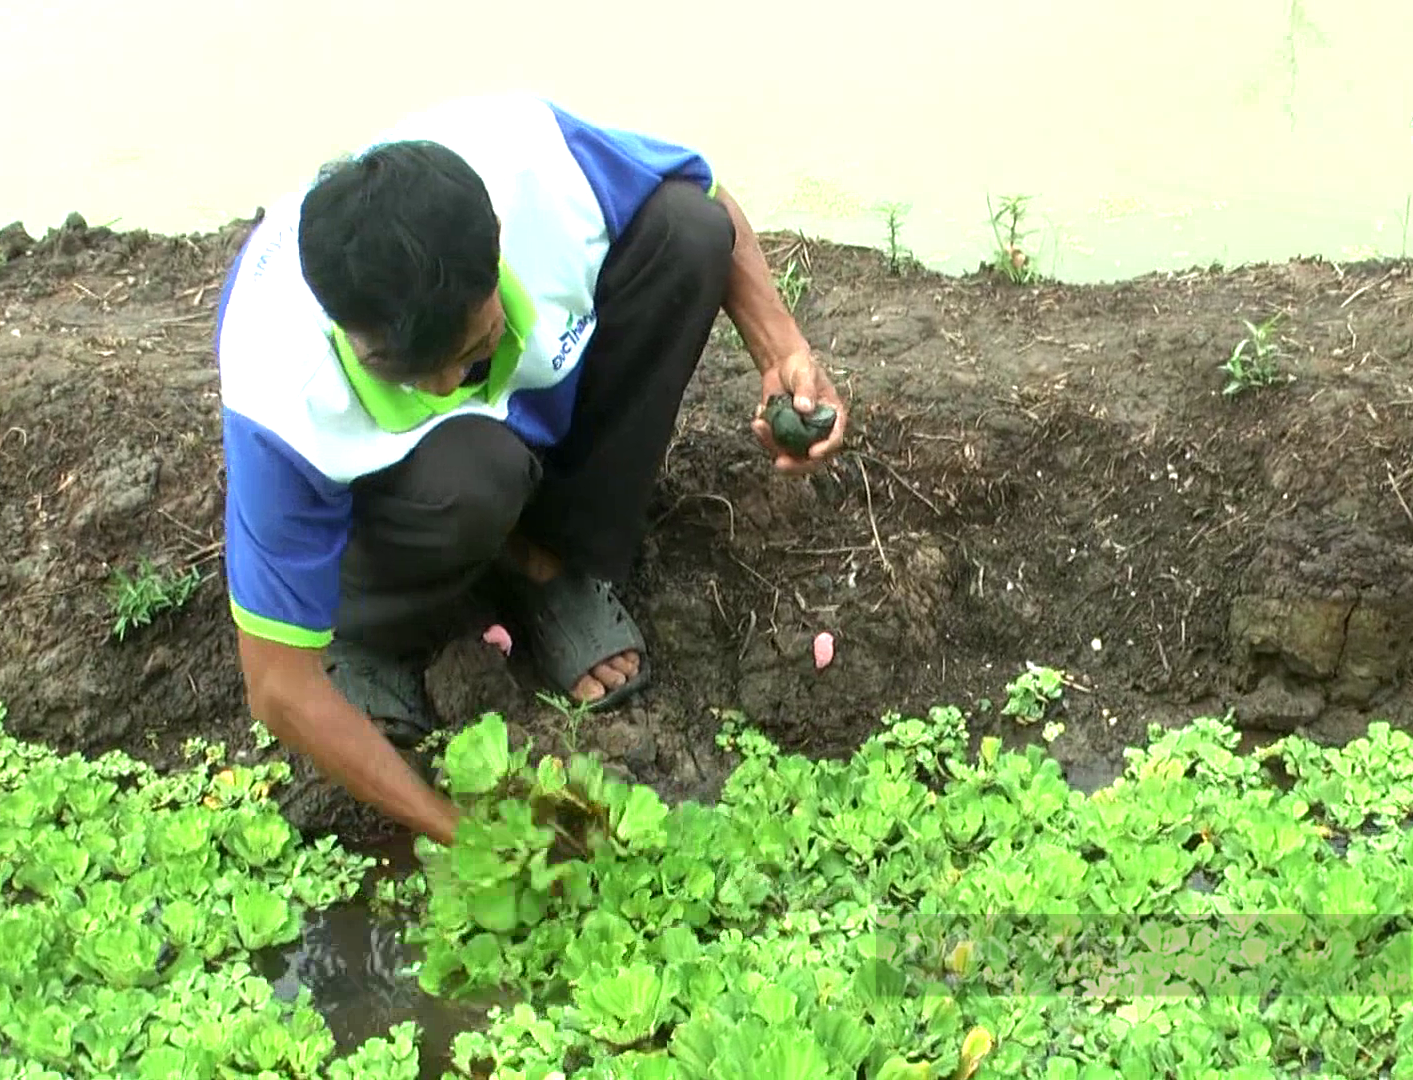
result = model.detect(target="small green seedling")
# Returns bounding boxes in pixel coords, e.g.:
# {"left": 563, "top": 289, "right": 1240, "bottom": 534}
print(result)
{"left": 107, "top": 558, "right": 202, "bottom": 641}
{"left": 1221, "top": 313, "right": 1287, "bottom": 396}
{"left": 764, "top": 394, "right": 837, "bottom": 457}
{"left": 878, "top": 201, "right": 914, "bottom": 275}
{"left": 537, "top": 690, "right": 593, "bottom": 754}
{"left": 1001, "top": 662, "right": 1065, "bottom": 724}
{"left": 874, "top": 705, "right": 969, "bottom": 775}
{"left": 713, "top": 708, "right": 779, "bottom": 760}
{"left": 774, "top": 258, "right": 810, "bottom": 312}
{"left": 987, "top": 193, "right": 1041, "bottom": 284}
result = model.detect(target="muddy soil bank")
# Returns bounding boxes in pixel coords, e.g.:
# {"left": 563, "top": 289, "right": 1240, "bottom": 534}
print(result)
{"left": 4, "top": 211, "right": 1413, "bottom": 840}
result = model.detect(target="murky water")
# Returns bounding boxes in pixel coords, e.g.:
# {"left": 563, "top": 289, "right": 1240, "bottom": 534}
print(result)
{"left": 3, "top": 0, "right": 1411, "bottom": 282}
{"left": 255, "top": 837, "right": 489, "bottom": 1078}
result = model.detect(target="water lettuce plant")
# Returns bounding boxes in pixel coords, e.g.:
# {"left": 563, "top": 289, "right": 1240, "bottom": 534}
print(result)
{"left": 0, "top": 702, "right": 422, "bottom": 1079}
{"left": 6, "top": 688, "right": 1413, "bottom": 1080}
{"left": 408, "top": 706, "right": 1413, "bottom": 1079}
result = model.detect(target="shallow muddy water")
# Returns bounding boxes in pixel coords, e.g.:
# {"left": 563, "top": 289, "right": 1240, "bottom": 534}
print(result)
{"left": 256, "top": 838, "right": 483, "bottom": 1078}
{"left": 3, "top": 0, "right": 1412, "bottom": 281}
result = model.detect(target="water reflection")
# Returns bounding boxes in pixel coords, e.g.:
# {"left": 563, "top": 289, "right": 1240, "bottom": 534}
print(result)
{"left": 255, "top": 840, "right": 486, "bottom": 1078}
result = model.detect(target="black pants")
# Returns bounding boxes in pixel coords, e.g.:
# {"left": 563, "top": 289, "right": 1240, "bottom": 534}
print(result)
{"left": 333, "top": 180, "right": 736, "bottom": 658}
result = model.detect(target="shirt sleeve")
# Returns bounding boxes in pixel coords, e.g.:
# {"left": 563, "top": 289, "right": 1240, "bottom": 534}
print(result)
{"left": 544, "top": 100, "right": 717, "bottom": 240}
{"left": 221, "top": 405, "right": 351, "bottom": 649}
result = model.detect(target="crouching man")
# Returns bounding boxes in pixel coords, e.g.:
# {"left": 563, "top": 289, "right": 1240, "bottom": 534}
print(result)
{"left": 215, "top": 94, "right": 846, "bottom": 844}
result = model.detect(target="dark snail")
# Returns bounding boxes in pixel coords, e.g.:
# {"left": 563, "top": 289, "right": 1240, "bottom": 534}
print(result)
{"left": 764, "top": 394, "right": 837, "bottom": 457}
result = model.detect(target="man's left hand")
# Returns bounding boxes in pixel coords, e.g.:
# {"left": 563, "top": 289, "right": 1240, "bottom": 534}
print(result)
{"left": 751, "top": 349, "right": 848, "bottom": 474}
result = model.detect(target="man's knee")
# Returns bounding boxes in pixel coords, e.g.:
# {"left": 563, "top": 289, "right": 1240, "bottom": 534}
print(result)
{"left": 353, "top": 415, "right": 541, "bottom": 569}
{"left": 636, "top": 180, "right": 736, "bottom": 285}
{"left": 414, "top": 416, "right": 540, "bottom": 553}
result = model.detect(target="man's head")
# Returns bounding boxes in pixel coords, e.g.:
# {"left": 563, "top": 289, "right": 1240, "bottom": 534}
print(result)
{"left": 298, "top": 140, "right": 504, "bottom": 396}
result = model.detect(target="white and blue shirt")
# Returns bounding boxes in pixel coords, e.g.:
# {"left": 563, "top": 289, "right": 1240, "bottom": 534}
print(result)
{"left": 215, "top": 94, "right": 716, "bottom": 648}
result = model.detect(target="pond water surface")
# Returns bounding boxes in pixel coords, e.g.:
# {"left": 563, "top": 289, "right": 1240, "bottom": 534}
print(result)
{"left": 3, "top": 0, "right": 1412, "bottom": 282}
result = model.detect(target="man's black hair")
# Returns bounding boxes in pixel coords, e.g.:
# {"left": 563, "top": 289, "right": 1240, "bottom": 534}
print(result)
{"left": 297, "top": 140, "right": 499, "bottom": 378}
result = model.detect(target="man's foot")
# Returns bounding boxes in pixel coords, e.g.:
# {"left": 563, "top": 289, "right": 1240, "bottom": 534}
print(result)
{"left": 323, "top": 637, "right": 439, "bottom": 748}
{"left": 498, "top": 539, "right": 651, "bottom": 709}
{"left": 576, "top": 649, "right": 641, "bottom": 704}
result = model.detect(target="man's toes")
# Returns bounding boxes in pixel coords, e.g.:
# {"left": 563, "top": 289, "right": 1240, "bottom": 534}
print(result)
{"left": 608, "top": 652, "right": 640, "bottom": 678}
{"left": 572, "top": 674, "right": 605, "bottom": 703}
{"left": 568, "top": 654, "right": 641, "bottom": 705}
{"left": 593, "top": 662, "right": 628, "bottom": 691}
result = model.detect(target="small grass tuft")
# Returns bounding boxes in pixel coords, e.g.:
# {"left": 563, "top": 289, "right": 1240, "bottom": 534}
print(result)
{"left": 1221, "top": 313, "right": 1289, "bottom": 396}
{"left": 107, "top": 558, "right": 202, "bottom": 641}
{"left": 716, "top": 250, "right": 812, "bottom": 354}
{"left": 773, "top": 258, "right": 810, "bottom": 312}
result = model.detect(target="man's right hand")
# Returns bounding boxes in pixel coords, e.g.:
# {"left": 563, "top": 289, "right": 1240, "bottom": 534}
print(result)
{"left": 750, "top": 348, "right": 847, "bottom": 475}
{"left": 236, "top": 630, "right": 461, "bottom": 846}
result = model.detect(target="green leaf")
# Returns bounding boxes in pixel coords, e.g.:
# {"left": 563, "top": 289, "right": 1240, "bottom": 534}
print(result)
{"left": 223, "top": 810, "right": 295, "bottom": 867}
{"left": 609, "top": 784, "right": 670, "bottom": 848}
{"left": 813, "top": 1011, "right": 874, "bottom": 1072}
{"left": 137, "top": 1045, "right": 190, "bottom": 1080}
{"left": 443, "top": 714, "right": 512, "bottom": 796}
{"left": 9, "top": 1004, "right": 75, "bottom": 1065}
{"left": 669, "top": 1013, "right": 726, "bottom": 1078}
{"left": 752, "top": 983, "right": 798, "bottom": 1026}
{"left": 160, "top": 898, "right": 207, "bottom": 950}
{"left": 238, "top": 1020, "right": 295, "bottom": 1073}
{"left": 12, "top": 830, "right": 91, "bottom": 896}
{"left": 568, "top": 752, "right": 608, "bottom": 805}
{"left": 0, "top": 908, "right": 54, "bottom": 983}
{"left": 327, "top": 1021, "right": 421, "bottom": 1079}
{"left": 150, "top": 805, "right": 217, "bottom": 859}
{"left": 64, "top": 777, "right": 119, "bottom": 820}
{"left": 0, "top": 777, "right": 63, "bottom": 829}
{"left": 73, "top": 917, "right": 164, "bottom": 988}
{"left": 577, "top": 963, "right": 678, "bottom": 1046}
{"left": 231, "top": 882, "right": 301, "bottom": 950}
{"left": 757, "top": 1030, "right": 834, "bottom": 1080}
{"left": 657, "top": 925, "right": 702, "bottom": 964}
{"left": 536, "top": 754, "right": 568, "bottom": 794}
{"left": 72, "top": 993, "right": 148, "bottom": 1071}
{"left": 853, "top": 958, "right": 906, "bottom": 1016}
{"left": 469, "top": 880, "right": 522, "bottom": 933}
{"left": 874, "top": 1057, "right": 933, "bottom": 1079}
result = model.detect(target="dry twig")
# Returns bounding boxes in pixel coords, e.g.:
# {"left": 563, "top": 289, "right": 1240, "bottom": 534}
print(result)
{"left": 853, "top": 454, "right": 893, "bottom": 579}
{"left": 857, "top": 450, "right": 941, "bottom": 516}
{"left": 653, "top": 492, "right": 736, "bottom": 541}
{"left": 1386, "top": 461, "right": 1413, "bottom": 527}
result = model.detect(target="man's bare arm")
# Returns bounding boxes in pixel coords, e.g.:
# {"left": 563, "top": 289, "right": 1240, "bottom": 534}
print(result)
{"left": 237, "top": 630, "right": 461, "bottom": 846}
{"left": 714, "top": 184, "right": 812, "bottom": 375}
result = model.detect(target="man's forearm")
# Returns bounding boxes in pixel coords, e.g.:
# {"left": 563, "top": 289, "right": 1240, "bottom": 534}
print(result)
{"left": 715, "top": 185, "right": 811, "bottom": 374}
{"left": 252, "top": 673, "right": 460, "bottom": 847}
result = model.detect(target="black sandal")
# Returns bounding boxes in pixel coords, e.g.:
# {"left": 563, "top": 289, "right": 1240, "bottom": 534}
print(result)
{"left": 499, "top": 572, "right": 652, "bottom": 710}
{"left": 323, "top": 638, "right": 438, "bottom": 748}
